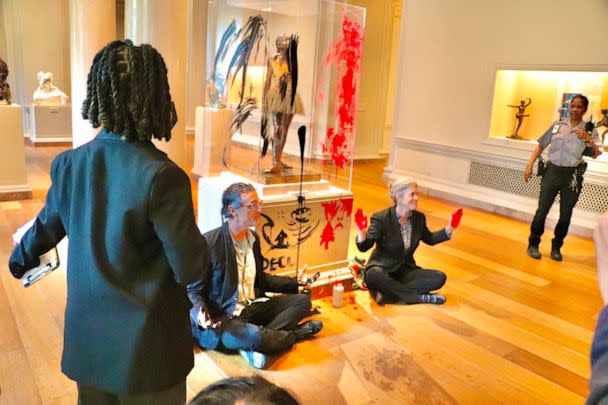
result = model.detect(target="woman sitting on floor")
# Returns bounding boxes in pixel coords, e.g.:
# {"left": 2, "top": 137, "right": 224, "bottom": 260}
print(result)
{"left": 356, "top": 177, "right": 461, "bottom": 305}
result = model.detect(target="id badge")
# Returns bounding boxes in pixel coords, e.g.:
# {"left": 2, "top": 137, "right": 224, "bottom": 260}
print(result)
{"left": 551, "top": 123, "right": 560, "bottom": 134}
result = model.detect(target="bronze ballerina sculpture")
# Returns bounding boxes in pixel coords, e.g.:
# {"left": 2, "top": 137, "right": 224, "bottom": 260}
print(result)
{"left": 596, "top": 108, "right": 608, "bottom": 149}
{"left": 507, "top": 98, "right": 531, "bottom": 139}
{"left": 261, "top": 34, "right": 303, "bottom": 174}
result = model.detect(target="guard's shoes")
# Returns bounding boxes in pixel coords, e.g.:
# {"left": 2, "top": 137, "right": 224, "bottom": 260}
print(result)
{"left": 239, "top": 349, "right": 267, "bottom": 369}
{"left": 527, "top": 245, "right": 541, "bottom": 259}
{"left": 418, "top": 293, "right": 446, "bottom": 305}
{"left": 293, "top": 320, "right": 323, "bottom": 341}
{"left": 550, "top": 249, "right": 563, "bottom": 261}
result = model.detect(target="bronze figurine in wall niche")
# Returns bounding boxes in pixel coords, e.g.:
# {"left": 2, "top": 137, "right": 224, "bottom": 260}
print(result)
{"left": 0, "top": 57, "right": 12, "bottom": 105}
{"left": 596, "top": 108, "right": 608, "bottom": 148}
{"left": 507, "top": 97, "right": 531, "bottom": 139}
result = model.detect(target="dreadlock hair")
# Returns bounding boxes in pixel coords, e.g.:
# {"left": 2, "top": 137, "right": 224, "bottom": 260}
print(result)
{"left": 81, "top": 39, "right": 176, "bottom": 142}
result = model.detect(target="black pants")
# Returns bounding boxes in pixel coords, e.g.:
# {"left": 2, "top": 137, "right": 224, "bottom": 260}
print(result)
{"left": 77, "top": 381, "right": 186, "bottom": 405}
{"left": 364, "top": 266, "right": 447, "bottom": 304}
{"left": 219, "top": 294, "right": 311, "bottom": 353}
{"left": 529, "top": 163, "right": 581, "bottom": 250}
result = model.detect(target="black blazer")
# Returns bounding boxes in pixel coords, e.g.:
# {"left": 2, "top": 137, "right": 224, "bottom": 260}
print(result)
{"left": 356, "top": 206, "right": 449, "bottom": 273}
{"left": 9, "top": 130, "right": 209, "bottom": 394}
{"left": 187, "top": 222, "right": 297, "bottom": 349}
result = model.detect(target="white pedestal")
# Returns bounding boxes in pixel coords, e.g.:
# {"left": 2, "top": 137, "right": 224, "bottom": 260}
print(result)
{"left": 198, "top": 171, "right": 353, "bottom": 277}
{"left": 191, "top": 106, "right": 233, "bottom": 177}
{"left": 0, "top": 104, "right": 31, "bottom": 200}
{"left": 25, "top": 104, "right": 72, "bottom": 143}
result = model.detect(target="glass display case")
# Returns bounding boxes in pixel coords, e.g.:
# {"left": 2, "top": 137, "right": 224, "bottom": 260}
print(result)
{"left": 488, "top": 69, "right": 608, "bottom": 145}
{"left": 194, "top": 0, "right": 366, "bottom": 279}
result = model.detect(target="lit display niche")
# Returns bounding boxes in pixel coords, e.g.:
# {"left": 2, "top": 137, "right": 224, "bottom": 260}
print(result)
{"left": 489, "top": 69, "right": 608, "bottom": 146}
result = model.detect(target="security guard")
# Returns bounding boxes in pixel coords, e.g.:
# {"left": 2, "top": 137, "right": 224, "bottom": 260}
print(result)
{"left": 524, "top": 94, "right": 601, "bottom": 261}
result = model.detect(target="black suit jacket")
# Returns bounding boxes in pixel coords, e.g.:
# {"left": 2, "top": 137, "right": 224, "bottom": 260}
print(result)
{"left": 356, "top": 206, "right": 449, "bottom": 273}
{"left": 187, "top": 222, "right": 297, "bottom": 349}
{"left": 9, "top": 130, "right": 209, "bottom": 394}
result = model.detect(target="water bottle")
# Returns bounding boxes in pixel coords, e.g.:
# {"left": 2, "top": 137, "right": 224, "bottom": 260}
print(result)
{"left": 332, "top": 282, "right": 344, "bottom": 308}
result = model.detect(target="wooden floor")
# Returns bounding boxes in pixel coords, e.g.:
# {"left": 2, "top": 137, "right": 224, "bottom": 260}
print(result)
{"left": 0, "top": 140, "right": 602, "bottom": 404}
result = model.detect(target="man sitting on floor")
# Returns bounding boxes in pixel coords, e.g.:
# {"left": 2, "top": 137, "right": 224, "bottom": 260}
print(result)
{"left": 187, "top": 182, "right": 323, "bottom": 369}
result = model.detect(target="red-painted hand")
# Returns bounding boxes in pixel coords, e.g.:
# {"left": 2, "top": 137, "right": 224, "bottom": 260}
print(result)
{"left": 354, "top": 208, "right": 368, "bottom": 230}
{"left": 450, "top": 208, "right": 463, "bottom": 228}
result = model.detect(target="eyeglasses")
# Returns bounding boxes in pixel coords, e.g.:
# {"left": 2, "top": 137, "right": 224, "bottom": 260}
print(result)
{"left": 244, "top": 200, "right": 263, "bottom": 210}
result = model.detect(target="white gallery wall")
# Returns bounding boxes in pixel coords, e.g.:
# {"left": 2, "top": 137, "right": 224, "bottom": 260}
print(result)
{"left": 1, "top": 0, "right": 71, "bottom": 108}
{"left": 186, "top": 0, "right": 207, "bottom": 137}
{"left": 388, "top": 0, "right": 608, "bottom": 236}
{"left": 382, "top": 0, "right": 402, "bottom": 155}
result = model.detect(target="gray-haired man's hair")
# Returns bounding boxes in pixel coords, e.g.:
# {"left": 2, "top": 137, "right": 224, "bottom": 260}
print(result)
{"left": 221, "top": 182, "right": 256, "bottom": 219}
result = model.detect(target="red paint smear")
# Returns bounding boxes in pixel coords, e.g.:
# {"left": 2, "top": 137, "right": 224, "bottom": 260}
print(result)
{"left": 340, "top": 198, "right": 353, "bottom": 217}
{"left": 322, "top": 200, "right": 340, "bottom": 221}
{"left": 451, "top": 208, "right": 463, "bottom": 228}
{"left": 320, "top": 222, "right": 335, "bottom": 250}
{"left": 332, "top": 130, "right": 349, "bottom": 169}
{"left": 321, "top": 14, "right": 364, "bottom": 169}
{"left": 322, "top": 128, "right": 349, "bottom": 169}
{"left": 319, "top": 198, "right": 354, "bottom": 248}
{"left": 354, "top": 208, "right": 368, "bottom": 230}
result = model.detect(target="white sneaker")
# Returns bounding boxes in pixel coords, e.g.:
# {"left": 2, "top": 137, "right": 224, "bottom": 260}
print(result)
{"left": 239, "top": 349, "right": 266, "bottom": 369}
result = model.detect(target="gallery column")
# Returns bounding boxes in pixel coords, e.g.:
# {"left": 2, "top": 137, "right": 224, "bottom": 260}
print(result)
{"left": 125, "top": 0, "right": 188, "bottom": 168}
{"left": 186, "top": 0, "right": 208, "bottom": 136}
{"left": 69, "top": 0, "right": 116, "bottom": 148}
{"left": 347, "top": 0, "right": 395, "bottom": 159}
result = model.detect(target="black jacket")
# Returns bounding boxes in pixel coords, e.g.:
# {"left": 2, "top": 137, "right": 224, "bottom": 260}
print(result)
{"left": 187, "top": 222, "right": 297, "bottom": 349}
{"left": 9, "top": 130, "right": 209, "bottom": 394}
{"left": 356, "top": 206, "right": 449, "bottom": 273}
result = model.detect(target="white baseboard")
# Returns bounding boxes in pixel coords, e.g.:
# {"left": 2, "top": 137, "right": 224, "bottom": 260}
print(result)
{"left": 27, "top": 135, "right": 72, "bottom": 144}
{"left": 0, "top": 184, "right": 31, "bottom": 193}
{"left": 351, "top": 153, "right": 384, "bottom": 160}
{"left": 385, "top": 166, "right": 599, "bottom": 238}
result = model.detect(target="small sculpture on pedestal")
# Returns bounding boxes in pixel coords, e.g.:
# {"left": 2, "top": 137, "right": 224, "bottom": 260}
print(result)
{"left": 596, "top": 108, "right": 608, "bottom": 148}
{"left": 0, "top": 57, "right": 12, "bottom": 105}
{"left": 507, "top": 97, "right": 531, "bottom": 139}
{"left": 33, "top": 72, "right": 69, "bottom": 106}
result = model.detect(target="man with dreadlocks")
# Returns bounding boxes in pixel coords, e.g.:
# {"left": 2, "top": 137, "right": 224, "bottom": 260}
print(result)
{"left": 9, "top": 40, "right": 210, "bottom": 404}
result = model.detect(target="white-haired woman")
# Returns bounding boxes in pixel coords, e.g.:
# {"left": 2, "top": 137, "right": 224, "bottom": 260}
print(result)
{"left": 355, "top": 178, "right": 462, "bottom": 305}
